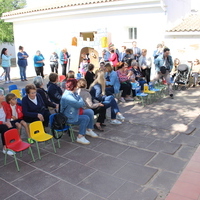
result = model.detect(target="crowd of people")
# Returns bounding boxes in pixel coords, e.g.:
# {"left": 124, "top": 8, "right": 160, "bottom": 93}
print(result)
{"left": 1, "top": 41, "right": 200, "bottom": 155}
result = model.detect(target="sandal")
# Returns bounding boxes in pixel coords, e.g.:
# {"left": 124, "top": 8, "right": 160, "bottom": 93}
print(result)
{"left": 94, "top": 124, "right": 104, "bottom": 132}
{"left": 100, "top": 123, "right": 106, "bottom": 127}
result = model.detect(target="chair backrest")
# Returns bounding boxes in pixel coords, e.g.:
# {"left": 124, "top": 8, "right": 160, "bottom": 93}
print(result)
{"left": 59, "top": 75, "right": 66, "bottom": 82}
{"left": 143, "top": 84, "right": 149, "bottom": 92}
{"left": 4, "top": 129, "right": 21, "bottom": 148}
{"left": 131, "top": 82, "right": 138, "bottom": 89}
{"left": 148, "top": 82, "right": 153, "bottom": 90}
{"left": 21, "top": 88, "right": 26, "bottom": 97}
{"left": 29, "top": 121, "right": 45, "bottom": 138}
{"left": 10, "top": 89, "right": 22, "bottom": 99}
{"left": 9, "top": 85, "right": 18, "bottom": 92}
{"left": 135, "top": 86, "right": 141, "bottom": 94}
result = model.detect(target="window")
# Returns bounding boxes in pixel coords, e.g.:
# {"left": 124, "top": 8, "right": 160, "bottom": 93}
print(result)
{"left": 128, "top": 27, "right": 137, "bottom": 40}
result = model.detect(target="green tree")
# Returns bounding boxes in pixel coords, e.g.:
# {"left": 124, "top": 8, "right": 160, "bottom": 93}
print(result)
{"left": 0, "top": 0, "right": 26, "bottom": 43}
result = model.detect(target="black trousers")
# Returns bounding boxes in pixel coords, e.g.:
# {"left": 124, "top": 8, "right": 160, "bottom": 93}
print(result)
{"left": 24, "top": 110, "right": 50, "bottom": 127}
{"left": 93, "top": 107, "right": 106, "bottom": 123}
{"left": 35, "top": 67, "right": 44, "bottom": 78}
{"left": 61, "top": 64, "right": 67, "bottom": 76}
{"left": 0, "top": 124, "right": 13, "bottom": 145}
{"left": 120, "top": 82, "right": 132, "bottom": 97}
{"left": 141, "top": 68, "right": 151, "bottom": 84}
{"left": 50, "top": 63, "right": 58, "bottom": 74}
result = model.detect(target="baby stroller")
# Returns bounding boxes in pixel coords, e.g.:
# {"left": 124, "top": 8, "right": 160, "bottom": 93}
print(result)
{"left": 173, "top": 64, "right": 190, "bottom": 90}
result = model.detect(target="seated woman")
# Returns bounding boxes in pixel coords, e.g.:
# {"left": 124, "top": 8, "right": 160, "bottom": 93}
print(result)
{"left": 60, "top": 79, "right": 98, "bottom": 145}
{"left": 22, "top": 84, "right": 50, "bottom": 127}
{"left": 191, "top": 59, "right": 200, "bottom": 87}
{"left": 171, "top": 58, "right": 180, "bottom": 81}
{"left": 0, "top": 88, "right": 15, "bottom": 155}
{"left": 33, "top": 76, "right": 58, "bottom": 110}
{"left": 90, "top": 71, "right": 125, "bottom": 125}
{"left": 131, "top": 61, "right": 146, "bottom": 90}
{"left": 116, "top": 62, "right": 134, "bottom": 102}
{"left": 77, "top": 79, "right": 106, "bottom": 132}
{"left": 85, "top": 64, "right": 95, "bottom": 89}
{"left": 104, "top": 63, "right": 120, "bottom": 96}
{"left": 47, "top": 72, "right": 63, "bottom": 104}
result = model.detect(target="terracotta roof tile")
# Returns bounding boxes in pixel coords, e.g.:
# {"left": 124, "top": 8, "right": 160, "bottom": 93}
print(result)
{"left": 2, "top": 0, "right": 121, "bottom": 17}
{"left": 167, "top": 14, "right": 200, "bottom": 32}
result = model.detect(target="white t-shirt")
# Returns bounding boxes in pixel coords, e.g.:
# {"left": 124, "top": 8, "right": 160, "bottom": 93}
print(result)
{"left": 0, "top": 107, "right": 6, "bottom": 122}
{"left": 10, "top": 104, "right": 18, "bottom": 118}
{"left": 28, "top": 96, "right": 37, "bottom": 105}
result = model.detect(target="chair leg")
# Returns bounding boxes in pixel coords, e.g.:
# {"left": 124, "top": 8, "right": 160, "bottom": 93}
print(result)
{"left": 13, "top": 154, "right": 20, "bottom": 172}
{"left": 56, "top": 131, "right": 61, "bottom": 148}
{"left": 20, "top": 151, "right": 22, "bottom": 157}
{"left": 69, "top": 126, "right": 75, "bottom": 142}
{"left": 29, "top": 147, "right": 35, "bottom": 162}
{"left": 35, "top": 141, "right": 41, "bottom": 160}
{"left": 4, "top": 150, "right": 7, "bottom": 165}
{"left": 51, "top": 138, "right": 56, "bottom": 153}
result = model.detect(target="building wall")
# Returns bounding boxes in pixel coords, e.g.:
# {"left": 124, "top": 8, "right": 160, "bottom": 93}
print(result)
{"left": 164, "top": 0, "right": 191, "bottom": 28}
{"left": 12, "top": 6, "right": 165, "bottom": 74}
{"left": 165, "top": 35, "right": 200, "bottom": 63}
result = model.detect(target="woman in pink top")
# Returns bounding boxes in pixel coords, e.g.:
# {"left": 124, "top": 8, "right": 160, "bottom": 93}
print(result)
{"left": 109, "top": 49, "right": 118, "bottom": 69}
{"left": 117, "top": 63, "right": 134, "bottom": 102}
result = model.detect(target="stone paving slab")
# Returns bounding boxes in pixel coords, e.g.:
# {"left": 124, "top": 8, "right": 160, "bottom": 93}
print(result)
{"left": 1, "top": 78, "right": 200, "bottom": 200}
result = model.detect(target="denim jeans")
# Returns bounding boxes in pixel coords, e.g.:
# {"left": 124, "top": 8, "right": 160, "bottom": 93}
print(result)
{"left": 19, "top": 66, "right": 27, "bottom": 80}
{"left": 102, "top": 95, "right": 119, "bottom": 119}
{"left": 3, "top": 67, "right": 10, "bottom": 81}
{"left": 83, "top": 109, "right": 94, "bottom": 129}
{"left": 70, "top": 115, "right": 90, "bottom": 136}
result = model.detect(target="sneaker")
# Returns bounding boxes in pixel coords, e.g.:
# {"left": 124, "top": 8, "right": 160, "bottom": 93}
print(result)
{"left": 0, "top": 76, "right": 4, "bottom": 81}
{"left": 116, "top": 113, "right": 125, "bottom": 120}
{"left": 3, "top": 149, "right": 16, "bottom": 156}
{"left": 170, "top": 94, "right": 174, "bottom": 99}
{"left": 120, "top": 97, "right": 126, "bottom": 103}
{"left": 76, "top": 136, "right": 90, "bottom": 144}
{"left": 9, "top": 81, "right": 13, "bottom": 83}
{"left": 110, "top": 119, "right": 122, "bottom": 125}
{"left": 125, "top": 97, "right": 134, "bottom": 101}
{"left": 5, "top": 81, "right": 9, "bottom": 84}
{"left": 86, "top": 130, "right": 98, "bottom": 138}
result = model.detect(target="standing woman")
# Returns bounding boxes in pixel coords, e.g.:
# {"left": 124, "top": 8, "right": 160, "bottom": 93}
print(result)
{"left": 138, "top": 49, "right": 152, "bottom": 84}
{"left": 109, "top": 49, "right": 118, "bottom": 70}
{"left": 50, "top": 52, "right": 59, "bottom": 73}
{"left": 33, "top": 50, "right": 45, "bottom": 78}
{"left": 60, "top": 48, "right": 69, "bottom": 76}
{"left": 17, "top": 46, "right": 29, "bottom": 81}
{"left": 1, "top": 48, "right": 13, "bottom": 84}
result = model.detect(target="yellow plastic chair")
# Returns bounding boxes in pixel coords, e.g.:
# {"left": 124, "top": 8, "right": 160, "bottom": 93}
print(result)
{"left": 143, "top": 84, "right": 156, "bottom": 104}
{"left": 29, "top": 121, "right": 56, "bottom": 159}
{"left": 10, "top": 89, "right": 22, "bottom": 99}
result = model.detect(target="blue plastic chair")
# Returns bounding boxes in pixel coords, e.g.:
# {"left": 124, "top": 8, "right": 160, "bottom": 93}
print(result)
{"left": 135, "top": 86, "right": 148, "bottom": 106}
{"left": 21, "top": 88, "right": 26, "bottom": 97}
{"left": 9, "top": 85, "right": 18, "bottom": 92}
{"left": 49, "top": 114, "right": 75, "bottom": 147}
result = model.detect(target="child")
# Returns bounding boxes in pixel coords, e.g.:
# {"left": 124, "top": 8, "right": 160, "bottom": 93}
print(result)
{"left": 4, "top": 93, "right": 30, "bottom": 137}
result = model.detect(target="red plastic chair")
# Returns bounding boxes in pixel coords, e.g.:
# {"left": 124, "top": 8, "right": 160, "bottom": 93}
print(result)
{"left": 59, "top": 75, "right": 66, "bottom": 82}
{"left": 4, "top": 129, "right": 35, "bottom": 171}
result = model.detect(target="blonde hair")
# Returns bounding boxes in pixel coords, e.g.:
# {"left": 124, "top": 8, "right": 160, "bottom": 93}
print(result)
{"left": 90, "top": 71, "right": 106, "bottom": 95}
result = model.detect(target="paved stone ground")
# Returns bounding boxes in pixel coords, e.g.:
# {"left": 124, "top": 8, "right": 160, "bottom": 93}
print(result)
{"left": 0, "top": 69, "right": 200, "bottom": 200}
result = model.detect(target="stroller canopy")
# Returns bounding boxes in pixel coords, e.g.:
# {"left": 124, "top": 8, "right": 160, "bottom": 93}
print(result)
{"left": 178, "top": 64, "right": 189, "bottom": 72}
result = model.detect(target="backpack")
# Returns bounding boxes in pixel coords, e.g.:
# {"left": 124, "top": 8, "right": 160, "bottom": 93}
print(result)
{"left": 51, "top": 113, "right": 68, "bottom": 139}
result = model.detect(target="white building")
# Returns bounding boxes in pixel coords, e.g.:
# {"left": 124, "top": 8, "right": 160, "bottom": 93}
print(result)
{"left": 2, "top": 0, "right": 192, "bottom": 73}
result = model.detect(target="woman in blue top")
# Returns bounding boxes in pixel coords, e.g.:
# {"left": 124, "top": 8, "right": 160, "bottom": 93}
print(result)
{"left": 17, "top": 46, "right": 29, "bottom": 81}
{"left": 33, "top": 50, "right": 45, "bottom": 78}
{"left": 1, "top": 48, "right": 13, "bottom": 84}
{"left": 60, "top": 79, "right": 98, "bottom": 145}
{"left": 104, "top": 63, "right": 120, "bottom": 95}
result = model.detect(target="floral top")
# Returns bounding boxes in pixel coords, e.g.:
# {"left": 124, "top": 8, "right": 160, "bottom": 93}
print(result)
{"left": 116, "top": 70, "right": 129, "bottom": 83}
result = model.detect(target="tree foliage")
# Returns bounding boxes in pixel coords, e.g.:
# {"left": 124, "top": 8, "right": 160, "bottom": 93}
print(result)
{"left": 0, "top": 0, "right": 26, "bottom": 43}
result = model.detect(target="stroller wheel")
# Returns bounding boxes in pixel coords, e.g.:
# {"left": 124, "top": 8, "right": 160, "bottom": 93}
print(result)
{"left": 181, "top": 86, "right": 186, "bottom": 90}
